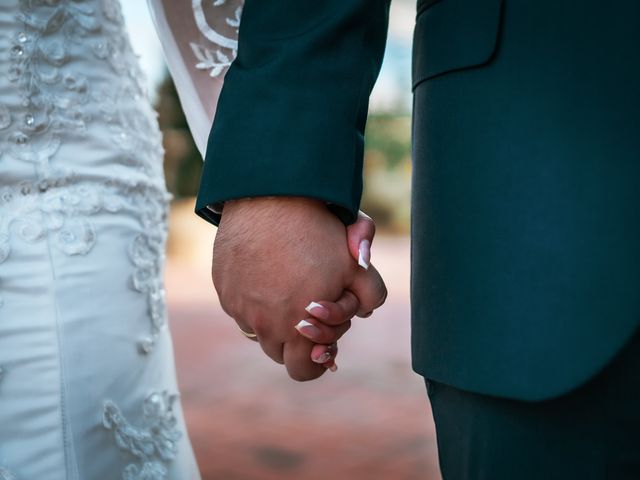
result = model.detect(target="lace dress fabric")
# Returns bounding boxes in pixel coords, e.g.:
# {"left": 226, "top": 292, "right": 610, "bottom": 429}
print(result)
{"left": 147, "top": 0, "right": 242, "bottom": 156}
{"left": 0, "top": 1, "right": 199, "bottom": 478}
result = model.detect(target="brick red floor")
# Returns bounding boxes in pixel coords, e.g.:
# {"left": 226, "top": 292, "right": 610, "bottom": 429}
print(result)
{"left": 166, "top": 232, "right": 440, "bottom": 480}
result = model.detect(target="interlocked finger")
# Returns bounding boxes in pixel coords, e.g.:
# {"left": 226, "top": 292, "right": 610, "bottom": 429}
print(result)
{"left": 348, "top": 263, "right": 387, "bottom": 317}
{"left": 235, "top": 317, "right": 284, "bottom": 364}
{"left": 283, "top": 335, "right": 328, "bottom": 381}
{"left": 295, "top": 317, "right": 351, "bottom": 344}
{"left": 304, "top": 290, "right": 360, "bottom": 326}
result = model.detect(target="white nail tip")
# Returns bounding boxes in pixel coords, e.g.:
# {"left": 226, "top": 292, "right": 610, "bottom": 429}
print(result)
{"left": 305, "top": 302, "right": 323, "bottom": 314}
{"left": 296, "top": 320, "right": 313, "bottom": 329}
{"left": 358, "top": 240, "right": 371, "bottom": 270}
{"left": 358, "top": 252, "right": 369, "bottom": 271}
{"left": 314, "top": 352, "right": 331, "bottom": 364}
{"left": 358, "top": 252, "right": 368, "bottom": 269}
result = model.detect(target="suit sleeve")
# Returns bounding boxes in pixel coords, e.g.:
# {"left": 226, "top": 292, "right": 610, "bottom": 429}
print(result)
{"left": 195, "top": 0, "right": 391, "bottom": 226}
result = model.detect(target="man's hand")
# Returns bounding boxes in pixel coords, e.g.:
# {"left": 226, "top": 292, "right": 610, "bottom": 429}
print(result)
{"left": 212, "top": 197, "right": 386, "bottom": 381}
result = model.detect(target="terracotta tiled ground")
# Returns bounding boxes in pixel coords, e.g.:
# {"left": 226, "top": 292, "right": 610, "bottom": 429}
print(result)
{"left": 165, "top": 210, "right": 440, "bottom": 479}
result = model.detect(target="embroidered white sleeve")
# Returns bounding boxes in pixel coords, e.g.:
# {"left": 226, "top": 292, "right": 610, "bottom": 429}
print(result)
{"left": 146, "top": 0, "right": 243, "bottom": 157}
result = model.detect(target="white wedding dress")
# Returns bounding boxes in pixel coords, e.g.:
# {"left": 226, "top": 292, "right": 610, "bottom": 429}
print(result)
{"left": 0, "top": 0, "right": 240, "bottom": 478}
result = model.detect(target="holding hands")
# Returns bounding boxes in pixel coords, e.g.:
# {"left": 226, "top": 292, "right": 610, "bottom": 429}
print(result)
{"left": 212, "top": 197, "right": 386, "bottom": 381}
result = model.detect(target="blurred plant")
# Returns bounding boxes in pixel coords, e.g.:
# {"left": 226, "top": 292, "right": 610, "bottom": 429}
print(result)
{"left": 155, "top": 71, "right": 203, "bottom": 199}
{"left": 362, "top": 114, "right": 412, "bottom": 233}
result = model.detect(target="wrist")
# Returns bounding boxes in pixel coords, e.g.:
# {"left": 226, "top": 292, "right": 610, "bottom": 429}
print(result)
{"left": 221, "top": 196, "right": 328, "bottom": 225}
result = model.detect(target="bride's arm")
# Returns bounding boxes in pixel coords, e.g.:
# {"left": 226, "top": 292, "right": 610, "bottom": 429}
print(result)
{"left": 146, "top": 0, "right": 243, "bottom": 157}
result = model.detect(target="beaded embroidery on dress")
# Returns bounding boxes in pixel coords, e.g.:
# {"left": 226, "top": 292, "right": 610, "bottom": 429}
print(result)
{"left": 103, "top": 391, "right": 182, "bottom": 480}
{"left": 0, "top": 0, "right": 171, "bottom": 350}
{"left": 0, "top": 467, "right": 16, "bottom": 480}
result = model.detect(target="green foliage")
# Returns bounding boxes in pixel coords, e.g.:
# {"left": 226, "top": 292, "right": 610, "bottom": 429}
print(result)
{"left": 362, "top": 114, "right": 412, "bottom": 233}
{"left": 155, "top": 72, "right": 202, "bottom": 199}
{"left": 364, "top": 114, "right": 412, "bottom": 170}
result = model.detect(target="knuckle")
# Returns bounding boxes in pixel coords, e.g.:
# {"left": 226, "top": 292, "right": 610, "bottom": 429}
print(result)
{"left": 341, "top": 292, "right": 359, "bottom": 317}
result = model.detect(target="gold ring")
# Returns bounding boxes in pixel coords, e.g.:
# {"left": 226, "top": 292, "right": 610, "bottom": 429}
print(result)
{"left": 238, "top": 326, "right": 258, "bottom": 340}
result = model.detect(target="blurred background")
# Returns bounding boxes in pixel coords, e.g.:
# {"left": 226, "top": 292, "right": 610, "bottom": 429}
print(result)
{"left": 123, "top": 1, "right": 438, "bottom": 478}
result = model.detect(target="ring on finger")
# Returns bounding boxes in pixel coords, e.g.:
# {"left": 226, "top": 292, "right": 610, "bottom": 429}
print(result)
{"left": 238, "top": 325, "right": 258, "bottom": 341}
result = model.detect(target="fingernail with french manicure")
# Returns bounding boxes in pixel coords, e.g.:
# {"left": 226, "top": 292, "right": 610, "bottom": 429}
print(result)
{"left": 295, "top": 319, "right": 322, "bottom": 339}
{"left": 358, "top": 239, "right": 371, "bottom": 270}
{"left": 313, "top": 351, "right": 332, "bottom": 364}
{"left": 328, "top": 363, "right": 338, "bottom": 372}
{"left": 305, "top": 302, "right": 329, "bottom": 320}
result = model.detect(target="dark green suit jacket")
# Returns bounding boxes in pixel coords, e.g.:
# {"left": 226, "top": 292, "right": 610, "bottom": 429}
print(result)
{"left": 197, "top": 0, "right": 640, "bottom": 401}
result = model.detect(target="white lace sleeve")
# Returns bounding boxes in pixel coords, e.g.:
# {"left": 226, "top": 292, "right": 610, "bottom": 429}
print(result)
{"left": 146, "top": 0, "right": 243, "bottom": 157}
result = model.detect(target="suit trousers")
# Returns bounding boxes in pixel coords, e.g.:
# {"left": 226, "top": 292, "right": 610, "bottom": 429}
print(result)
{"left": 426, "top": 329, "right": 640, "bottom": 479}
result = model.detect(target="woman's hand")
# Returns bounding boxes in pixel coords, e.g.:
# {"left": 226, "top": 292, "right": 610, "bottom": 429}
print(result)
{"left": 300, "top": 211, "right": 387, "bottom": 371}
